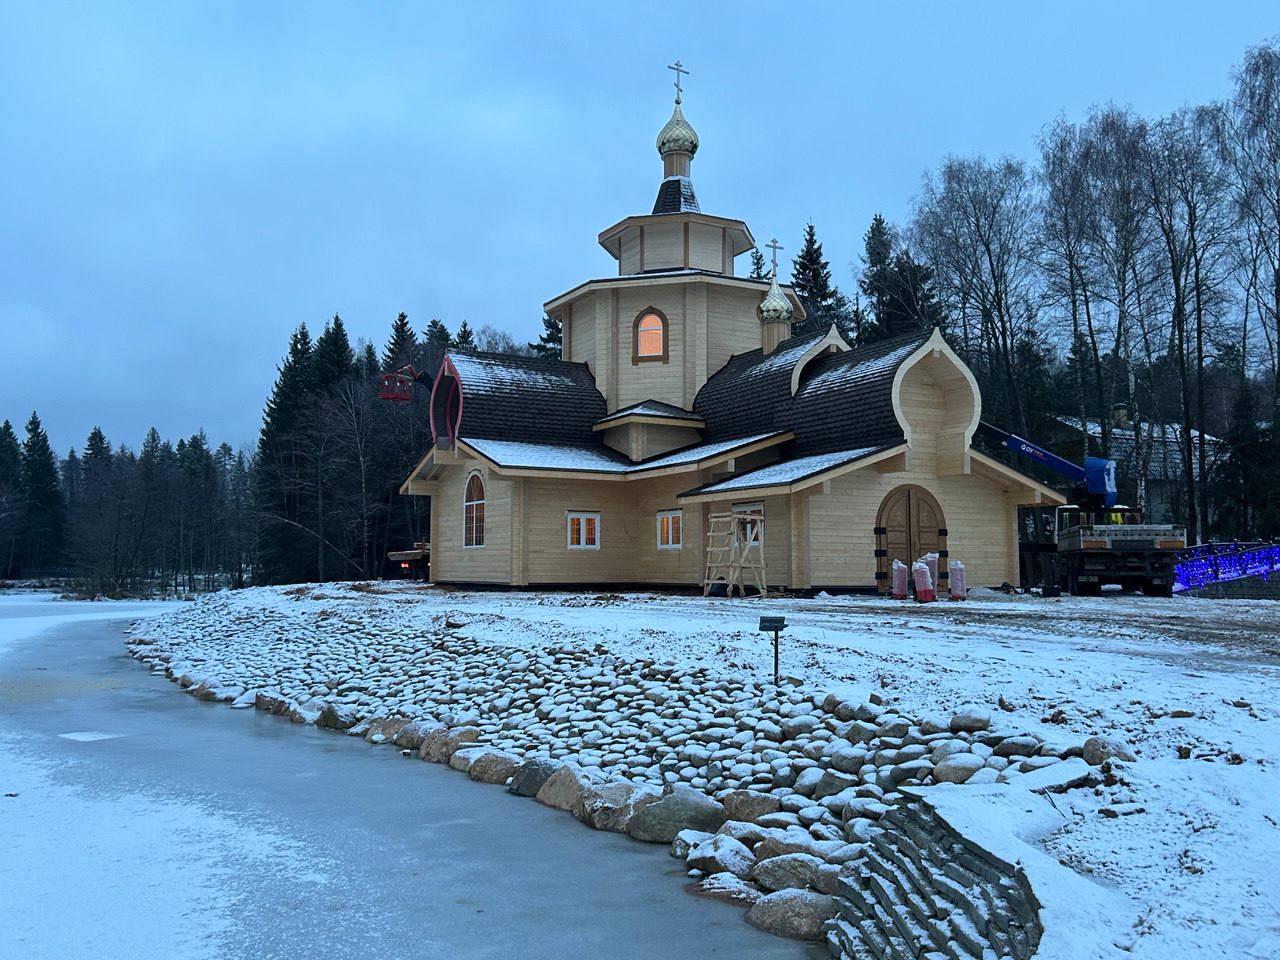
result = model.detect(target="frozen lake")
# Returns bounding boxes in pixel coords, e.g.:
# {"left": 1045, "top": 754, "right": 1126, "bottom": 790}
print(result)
{"left": 0, "top": 594, "right": 822, "bottom": 960}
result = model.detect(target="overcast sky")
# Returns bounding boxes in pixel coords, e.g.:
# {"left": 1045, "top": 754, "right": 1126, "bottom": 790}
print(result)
{"left": 2, "top": 3, "right": 1275, "bottom": 456}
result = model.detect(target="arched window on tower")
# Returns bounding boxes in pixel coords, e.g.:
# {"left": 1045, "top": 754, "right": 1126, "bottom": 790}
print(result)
{"left": 463, "top": 473, "right": 485, "bottom": 547}
{"left": 633, "top": 310, "right": 668, "bottom": 363}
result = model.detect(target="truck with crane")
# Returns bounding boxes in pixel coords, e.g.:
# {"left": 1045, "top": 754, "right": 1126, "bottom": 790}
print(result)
{"left": 977, "top": 423, "right": 1186, "bottom": 596}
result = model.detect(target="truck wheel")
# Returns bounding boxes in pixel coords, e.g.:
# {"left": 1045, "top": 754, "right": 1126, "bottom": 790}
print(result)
{"left": 1142, "top": 579, "right": 1173, "bottom": 598}
{"left": 1073, "top": 579, "right": 1101, "bottom": 597}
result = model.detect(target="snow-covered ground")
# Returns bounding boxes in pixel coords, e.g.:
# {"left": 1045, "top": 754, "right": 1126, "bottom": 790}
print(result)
{"left": 127, "top": 584, "right": 1279, "bottom": 957}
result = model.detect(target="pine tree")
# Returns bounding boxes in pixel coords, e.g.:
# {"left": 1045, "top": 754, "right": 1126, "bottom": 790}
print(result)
{"left": 452, "top": 320, "right": 477, "bottom": 351}
{"left": 857, "top": 215, "right": 941, "bottom": 344}
{"left": 0, "top": 421, "right": 22, "bottom": 578}
{"left": 749, "top": 248, "right": 767, "bottom": 280}
{"left": 382, "top": 312, "right": 417, "bottom": 372}
{"left": 20, "top": 411, "right": 65, "bottom": 573}
{"left": 790, "top": 222, "right": 837, "bottom": 335}
{"left": 529, "top": 314, "right": 563, "bottom": 358}
{"left": 255, "top": 325, "right": 316, "bottom": 584}
{"left": 424, "top": 318, "right": 452, "bottom": 351}
{"left": 312, "top": 315, "right": 354, "bottom": 392}
{"left": 859, "top": 214, "right": 896, "bottom": 330}
{"left": 359, "top": 341, "right": 379, "bottom": 377}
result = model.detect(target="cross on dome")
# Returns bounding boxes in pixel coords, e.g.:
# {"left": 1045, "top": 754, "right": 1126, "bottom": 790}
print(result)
{"left": 667, "top": 59, "right": 689, "bottom": 104}
{"left": 765, "top": 238, "right": 784, "bottom": 277}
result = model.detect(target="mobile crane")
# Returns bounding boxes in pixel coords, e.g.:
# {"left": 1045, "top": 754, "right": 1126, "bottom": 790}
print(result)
{"left": 977, "top": 423, "right": 1186, "bottom": 597}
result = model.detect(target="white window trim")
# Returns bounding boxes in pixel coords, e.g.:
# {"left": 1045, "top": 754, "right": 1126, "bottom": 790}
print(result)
{"left": 566, "top": 510, "right": 602, "bottom": 551}
{"left": 732, "top": 501, "right": 764, "bottom": 547}
{"left": 462, "top": 471, "right": 486, "bottom": 549}
{"left": 656, "top": 509, "right": 683, "bottom": 550}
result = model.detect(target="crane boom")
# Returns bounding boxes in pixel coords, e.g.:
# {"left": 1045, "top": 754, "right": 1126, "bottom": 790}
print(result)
{"left": 978, "top": 422, "right": 1117, "bottom": 508}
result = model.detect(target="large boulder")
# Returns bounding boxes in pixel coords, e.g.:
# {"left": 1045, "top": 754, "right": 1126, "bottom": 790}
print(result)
{"left": 930, "top": 739, "right": 970, "bottom": 763}
{"left": 627, "top": 786, "right": 725, "bottom": 843}
{"left": 1082, "top": 735, "right": 1136, "bottom": 765}
{"left": 420, "top": 726, "right": 480, "bottom": 763}
{"left": 721, "top": 789, "right": 781, "bottom": 823}
{"left": 933, "top": 753, "right": 986, "bottom": 784}
{"left": 579, "top": 780, "right": 662, "bottom": 832}
{"left": 745, "top": 889, "right": 838, "bottom": 940}
{"left": 508, "top": 758, "right": 561, "bottom": 797}
{"left": 468, "top": 749, "right": 521, "bottom": 784}
{"left": 686, "top": 834, "right": 756, "bottom": 879}
{"left": 316, "top": 702, "right": 360, "bottom": 730}
{"left": 753, "top": 828, "right": 827, "bottom": 861}
{"left": 750, "top": 852, "right": 825, "bottom": 892}
{"left": 828, "top": 746, "right": 866, "bottom": 774}
{"left": 949, "top": 707, "right": 991, "bottom": 733}
{"left": 671, "top": 829, "right": 715, "bottom": 859}
{"left": 393, "top": 720, "right": 441, "bottom": 751}
{"left": 448, "top": 745, "right": 487, "bottom": 772}
{"left": 993, "top": 735, "right": 1042, "bottom": 758}
{"left": 781, "top": 715, "right": 820, "bottom": 739}
{"left": 365, "top": 717, "right": 409, "bottom": 744}
{"left": 840, "top": 720, "right": 879, "bottom": 745}
{"left": 287, "top": 698, "right": 324, "bottom": 724}
{"left": 812, "top": 769, "right": 859, "bottom": 800}
{"left": 535, "top": 762, "right": 596, "bottom": 816}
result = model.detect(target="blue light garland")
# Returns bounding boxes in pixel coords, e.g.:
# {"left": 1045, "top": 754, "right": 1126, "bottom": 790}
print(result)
{"left": 1174, "top": 542, "right": 1280, "bottom": 592}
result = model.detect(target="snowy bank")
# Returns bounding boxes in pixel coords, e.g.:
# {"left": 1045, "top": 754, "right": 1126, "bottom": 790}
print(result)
{"left": 125, "top": 584, "right": 1280, "bottom": 958}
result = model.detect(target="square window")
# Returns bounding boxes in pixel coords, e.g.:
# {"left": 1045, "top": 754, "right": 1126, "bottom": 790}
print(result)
{"left": 567, "top": 511, "right": 601, "bottom": 550}
{"left": 657, "top": 509, "right": 683, "bottom": 549}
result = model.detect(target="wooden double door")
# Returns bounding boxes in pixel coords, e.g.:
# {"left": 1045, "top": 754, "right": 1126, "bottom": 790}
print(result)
{"left": 878, "top": 485, "right": 945, "bottom": 567}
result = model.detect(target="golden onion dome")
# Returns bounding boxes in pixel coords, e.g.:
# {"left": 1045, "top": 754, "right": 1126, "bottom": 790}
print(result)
{"left": 656, "top": 100, "right": 699, "bottom": 157}
{"left": 759, "top": 273, "right": 793, "bottom": 324}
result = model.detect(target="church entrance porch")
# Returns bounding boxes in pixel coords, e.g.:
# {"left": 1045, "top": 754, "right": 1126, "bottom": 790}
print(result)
{"left": 875, "top": 484, "right": 947, "bottom": 594}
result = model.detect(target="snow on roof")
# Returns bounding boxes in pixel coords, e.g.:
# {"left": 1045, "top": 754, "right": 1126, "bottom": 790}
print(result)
{"left": 460, "top": 432, "right": 785, "bottom": 475}
{"left": 636, "top": 433, "right": 782, "bottom": 470}
{"left": 690, "top": 445, "right": 890, "bottom": 494}
{"left": 1056, "top": 416, "right": 1220, "bottom": 444}
{"left": 799, "top": 338, "right": 922, "bottom": 394}
{"left": 594, "top": 400, "right": 703, "bottom": 427}
{"left": 460, "top": 438, "right": 630, "bottom": 473}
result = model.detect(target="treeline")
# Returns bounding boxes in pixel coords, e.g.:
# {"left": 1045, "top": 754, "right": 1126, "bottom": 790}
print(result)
{"left": 0, "top": 414, "right": 252, "bottom": 592}
{"left": 775, "top": 38, "right": 1280, "bottom": 543}
{"left": 0, "top": 312, "right": 560, "bottom": 592}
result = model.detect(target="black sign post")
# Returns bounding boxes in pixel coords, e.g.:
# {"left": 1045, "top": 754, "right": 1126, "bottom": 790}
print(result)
{"left": 759, "top": 616, "right": 786, "bottom": 685}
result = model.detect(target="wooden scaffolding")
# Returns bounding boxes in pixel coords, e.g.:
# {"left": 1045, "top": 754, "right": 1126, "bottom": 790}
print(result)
{"left": 703, "top": 512, "right": 767, "bottom": 598}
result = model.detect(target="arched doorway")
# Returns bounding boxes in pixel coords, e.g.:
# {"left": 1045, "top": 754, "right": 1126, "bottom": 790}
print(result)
{"left": 875, "top": 485, "right": 947, "bottom": 591}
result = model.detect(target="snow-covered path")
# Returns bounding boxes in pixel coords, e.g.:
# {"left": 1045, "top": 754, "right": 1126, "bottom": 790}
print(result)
{"left": 0, "top": 594, "right": 820, "bottom": 960}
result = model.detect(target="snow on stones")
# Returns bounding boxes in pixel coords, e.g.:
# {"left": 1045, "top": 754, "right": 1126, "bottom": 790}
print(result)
{"left": 124, "top": 587, "right": 1110, "bottom": 944}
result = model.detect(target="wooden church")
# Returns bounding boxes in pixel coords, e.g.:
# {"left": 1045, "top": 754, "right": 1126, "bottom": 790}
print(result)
{"left": 400, "top": 69, "right": 1062, "bottom": 592}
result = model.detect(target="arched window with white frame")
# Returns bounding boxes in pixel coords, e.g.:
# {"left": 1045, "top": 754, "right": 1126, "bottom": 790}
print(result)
{"left": 463, "top": 472, "right": 485, "bottom": 547}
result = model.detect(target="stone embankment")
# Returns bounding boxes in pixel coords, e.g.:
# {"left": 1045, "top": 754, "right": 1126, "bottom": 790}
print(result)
{"left": 127, "top": 603, "right": 1114, "bottom": 953}
{"left": 828, "top": 794, "right": 1043, "bottom": 960}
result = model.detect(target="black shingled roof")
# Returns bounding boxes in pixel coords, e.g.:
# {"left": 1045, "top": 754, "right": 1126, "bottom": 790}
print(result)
{"left": 791, "top": 331, "right": 930, "bottom": 455}
{"left": 447, "top": 350, "right": 606, "bottom": 446}
{"left": 444, "top": 329, "right": 933, "bottom": 463}
{"left": 692, "top": 331, "right": 832, "bottom": 441}
{"left": 651, "top": 176, "right": 700, "bottom": 215}
{"left": 692, "top": 328, "right": 931, "bottom": 454}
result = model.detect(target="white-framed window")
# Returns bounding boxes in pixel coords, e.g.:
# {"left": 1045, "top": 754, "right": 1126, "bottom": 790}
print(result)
{"left": 463, "top": 472, "right": 485, "bottom": 548}
{"left": 566, "top": 511, "right": 601, "bottom": 550}
{"left": 732, "top": 501, "right": 764, "bottom": 547}
{"left": 657, "top": 509, "right": 683, "bottom": 550}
